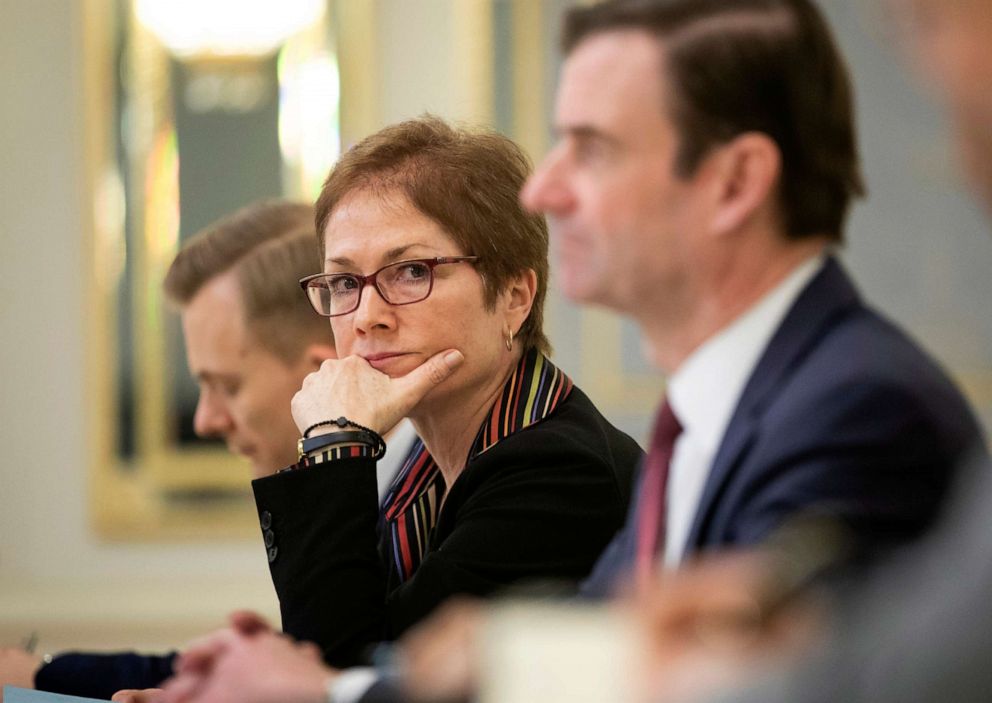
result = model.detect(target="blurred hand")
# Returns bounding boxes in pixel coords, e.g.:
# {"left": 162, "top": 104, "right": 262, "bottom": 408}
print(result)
{"left": 631, "top": 552, "right": 823, "bottom": 703}
{"left": 399, "top": 598, "right": 485, "bottom": 702}
{"left": 292, "top": 350, "right": 464, "bottom": 435}
{"left": 162, "top": 630, "right": 330, "bottom": 703}
{"left": 157, "top": 612, "right": 332, "bottom": 703}
{"left": 0, "top": 647, "right": 42, "bottom": 700}
{"left": 163, "top": 611, "right": 274, "bottom": 700}
{"left": 112, "top": 689, "right": 164, "bottom": 703}
{"left": 226, "top": 610, "right": 272, "bottom": 636}
{"left": 172, "top": 611, "right": 272, "bottom": 680}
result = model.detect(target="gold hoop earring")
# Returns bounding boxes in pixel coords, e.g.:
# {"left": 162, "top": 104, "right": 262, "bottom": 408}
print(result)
{"left": 504, "top": 327, "right": 514, "bottom": 351}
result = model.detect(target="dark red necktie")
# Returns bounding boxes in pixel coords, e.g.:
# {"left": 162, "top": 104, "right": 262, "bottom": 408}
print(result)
{"left": 635, "top": 398, "right": 683, "bottom": 588}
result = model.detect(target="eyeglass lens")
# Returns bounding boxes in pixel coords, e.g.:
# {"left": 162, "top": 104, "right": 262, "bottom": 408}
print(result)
{"left": 308, "top": 260, "right": 434, "bottom": 316}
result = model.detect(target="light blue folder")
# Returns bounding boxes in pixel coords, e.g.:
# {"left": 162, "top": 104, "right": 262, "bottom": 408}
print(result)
{"left": 3, "top": 687, "right": 109, "bottom": 703}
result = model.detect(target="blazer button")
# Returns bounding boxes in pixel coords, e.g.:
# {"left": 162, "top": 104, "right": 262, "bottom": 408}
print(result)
{"left": 260, "top": 510, "right": 272, "bottom": 530}
{"left": 267, "top": 546, "right": 278, "bottom": 563}
{"left": 263, "top": 529, "right": 275, "bottom": 548}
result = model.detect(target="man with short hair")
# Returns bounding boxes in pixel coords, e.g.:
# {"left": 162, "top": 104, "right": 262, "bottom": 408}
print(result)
{"left": 164, "top": 201, "right": 337, "bottom": 478}
{"left": 683, "top": 2, "right": 992, "bottom": 701}
{"left": 0, "top": 200, "right": 413, "bottom": 700}
{"left": 524, "top": 0, "right": 982, "bottom": 595}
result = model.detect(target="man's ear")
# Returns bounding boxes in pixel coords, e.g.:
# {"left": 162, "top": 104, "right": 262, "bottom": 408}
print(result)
{"left": 504, "top": 269, "right": 538, "bottom": 336}
{"left": 708, "top": 132, "right": 782, "bottom": 236}
{"left": 303, "top": 342, "right": 337, "bottom": 370}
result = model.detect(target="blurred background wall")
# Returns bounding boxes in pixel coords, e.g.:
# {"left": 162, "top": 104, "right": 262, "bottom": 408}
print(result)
{"left": 1, "top": 0, "right": 990, "bottom": 653}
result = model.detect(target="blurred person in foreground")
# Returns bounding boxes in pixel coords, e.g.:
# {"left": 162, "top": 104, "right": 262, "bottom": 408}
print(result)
{"left": 147, "top": 1, "right": 986, "bottom": 702}
{"left": 0, "top": 201, "right": 414, "bottom": 700}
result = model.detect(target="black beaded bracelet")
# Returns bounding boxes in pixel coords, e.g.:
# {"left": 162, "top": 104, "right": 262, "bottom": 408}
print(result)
{"left": 304, "top": 416, "right": 378, "bottom": 438}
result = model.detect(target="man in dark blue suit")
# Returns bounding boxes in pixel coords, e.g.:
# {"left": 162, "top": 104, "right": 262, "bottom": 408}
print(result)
{"left": 521, "top": 0, "right": 984, "bottom": 598}
{"left": 640, "top": 1, "right": 992, "bottom": 701}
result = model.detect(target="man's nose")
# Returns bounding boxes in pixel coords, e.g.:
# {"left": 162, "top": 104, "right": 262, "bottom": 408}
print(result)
{"left": 193, "top": 391, "right": 234, "bottom": 438}
{"left": 520, "top": 146, "right": 574, "bottom": 215}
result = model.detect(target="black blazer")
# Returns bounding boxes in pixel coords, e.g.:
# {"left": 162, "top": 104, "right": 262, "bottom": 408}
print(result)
{"left": 252, "top": 385, "right": 641, "bottom": 667}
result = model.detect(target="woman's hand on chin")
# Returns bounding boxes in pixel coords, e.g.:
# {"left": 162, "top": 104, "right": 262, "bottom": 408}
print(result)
{"left": 292, "top": 349, "right": 465, "bottom": 435}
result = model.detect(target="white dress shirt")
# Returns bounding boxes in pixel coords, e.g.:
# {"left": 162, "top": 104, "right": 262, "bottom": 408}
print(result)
{"left": 663, "top": 255, "right": 826, "bottom": 567}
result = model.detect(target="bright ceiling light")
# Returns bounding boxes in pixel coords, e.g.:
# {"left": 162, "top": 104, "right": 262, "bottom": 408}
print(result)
{"left": 135, "top": 0, "right": 325, "bottom": 59}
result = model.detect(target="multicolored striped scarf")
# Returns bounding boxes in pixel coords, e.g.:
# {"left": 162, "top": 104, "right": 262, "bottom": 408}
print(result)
{"left": 378, "top": 349, "right": 574, "bottom": 584}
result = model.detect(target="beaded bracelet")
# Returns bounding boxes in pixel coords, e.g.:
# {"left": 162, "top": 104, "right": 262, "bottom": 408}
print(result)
{"left": 304, "top": 416, "right": 378, "bottom": 438}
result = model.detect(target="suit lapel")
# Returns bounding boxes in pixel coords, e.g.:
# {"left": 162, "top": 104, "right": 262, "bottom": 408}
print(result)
{"left": 682, "top": 257, "right": 863, "bottom": 550}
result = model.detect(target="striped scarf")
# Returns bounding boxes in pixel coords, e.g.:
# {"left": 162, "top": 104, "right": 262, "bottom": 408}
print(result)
{"left": 378, "top": 349, "right": 574, "bottom": 584}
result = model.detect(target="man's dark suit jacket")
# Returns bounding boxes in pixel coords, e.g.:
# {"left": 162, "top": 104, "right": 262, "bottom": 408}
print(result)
{"left": 581, "top": 257, "right": 985, "bottom": 597}
{"left": 35, "top": 652, "right": 176, "bottom": 700}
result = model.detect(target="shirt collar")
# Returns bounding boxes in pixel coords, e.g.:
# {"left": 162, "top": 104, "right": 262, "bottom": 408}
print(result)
{"left": 468, "top": 347, "right": 574, "bottom": 458}
{"left": 383, "top": 349, "right": 573, "bottom": 521}
{"left": 667, "top": 254, "right": 826, "bottom": 455}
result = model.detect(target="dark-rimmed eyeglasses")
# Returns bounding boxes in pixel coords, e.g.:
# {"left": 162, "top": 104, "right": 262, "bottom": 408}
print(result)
{"left": 299, "top": 256, "right": 480, "bottom": 317}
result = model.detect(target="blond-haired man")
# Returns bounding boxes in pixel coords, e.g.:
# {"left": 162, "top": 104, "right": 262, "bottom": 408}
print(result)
{"left": 0, "top": 200, "right": 412, "bottom": 699}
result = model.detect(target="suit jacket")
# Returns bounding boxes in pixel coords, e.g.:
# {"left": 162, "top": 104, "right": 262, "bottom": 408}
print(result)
{"left": 253, "top": 351, "right": 641, "bottom": 667}
{"left": 582, "top": 258, "right": 985, "bottom": 597}
{"left": 33, "top": 652, "right": 176, "bottom": 700}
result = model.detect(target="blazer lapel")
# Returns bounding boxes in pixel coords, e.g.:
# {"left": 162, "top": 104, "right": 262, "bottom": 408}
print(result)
{"left": 682, "top": 257, "right": 863, "bottom": 550}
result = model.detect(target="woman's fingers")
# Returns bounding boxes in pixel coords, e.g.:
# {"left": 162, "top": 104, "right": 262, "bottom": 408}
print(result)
{"left": 291, "top": 350, "right": 464, "bottom": 436}
{"left": 393, "top": 350, "right": 464, "bottom": 411}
